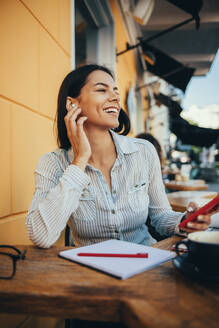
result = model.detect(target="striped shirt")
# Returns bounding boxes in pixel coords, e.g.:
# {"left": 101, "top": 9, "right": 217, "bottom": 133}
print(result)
{"left": 26, "top": 131, "right": 184, "bottom": 248}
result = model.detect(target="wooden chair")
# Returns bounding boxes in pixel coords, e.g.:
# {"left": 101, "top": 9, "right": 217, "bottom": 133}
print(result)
{"left": 65, "top": 225, "right": 71, "bottom": 246}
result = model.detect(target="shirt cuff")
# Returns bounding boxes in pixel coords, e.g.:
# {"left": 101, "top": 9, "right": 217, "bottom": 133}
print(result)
{"left": 61, "top": 164, "right": 91, "bottom": 192}
{"left": 174, "top": 213, "right": 188, "bottom": 237}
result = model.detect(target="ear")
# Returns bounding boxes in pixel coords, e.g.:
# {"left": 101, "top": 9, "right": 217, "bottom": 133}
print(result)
{"left": 67, "top": 96, "right": 79, "bottom": 105}
{"left": 66, "top": 96, "right": 80, "bottom": 111}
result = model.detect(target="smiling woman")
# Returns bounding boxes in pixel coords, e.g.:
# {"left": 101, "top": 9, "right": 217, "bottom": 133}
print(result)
{"left": 26, "top": 64, "right": 215, "bottom": 249}
{"left": 66, "top": 70, "right": 121, "bottom": 135}
{"left": 57, "top": 65, "right": 130, "bottom": 152}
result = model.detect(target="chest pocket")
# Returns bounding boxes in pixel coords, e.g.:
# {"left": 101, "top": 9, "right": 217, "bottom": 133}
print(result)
{"left": 74, "top": 188, "right": 96, "bottom": 222}
{"left": 128, "top": 182, "right": 148, "bottom": 212}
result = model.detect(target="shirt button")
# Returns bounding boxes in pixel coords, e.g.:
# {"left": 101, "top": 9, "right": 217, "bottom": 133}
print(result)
{"left": 113, "top": 190, "right": 116, "bottom": 194}
{"left": 111, "top": 209, "right": 116, "bottom": 214}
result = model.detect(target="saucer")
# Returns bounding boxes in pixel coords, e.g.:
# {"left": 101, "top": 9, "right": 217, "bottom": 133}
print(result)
{"left": 173, "top": 253, "right": 219, "bottom": 282}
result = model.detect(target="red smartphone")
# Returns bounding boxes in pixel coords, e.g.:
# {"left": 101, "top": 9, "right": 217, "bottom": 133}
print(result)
{"left": 179, "top": 195, "right": 219, "bottom": 229}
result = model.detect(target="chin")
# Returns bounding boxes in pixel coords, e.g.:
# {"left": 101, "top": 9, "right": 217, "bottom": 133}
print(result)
{"left": 111, "top": 118, "right": 120, "bottom": 127}
{"left": 109, "top": 122, "right": 119, "bottom": 129}
{"left": 100, "top": 119, "right": 119, "bottom": 130}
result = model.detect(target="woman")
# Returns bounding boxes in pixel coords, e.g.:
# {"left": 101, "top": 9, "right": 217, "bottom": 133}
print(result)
{"left": 26, "top": 64, "right": 212, "bottom": 248}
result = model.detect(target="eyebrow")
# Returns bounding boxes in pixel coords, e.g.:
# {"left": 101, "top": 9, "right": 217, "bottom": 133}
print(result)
{"left": 94, "top": 82, "right": 118, "bottom": 91}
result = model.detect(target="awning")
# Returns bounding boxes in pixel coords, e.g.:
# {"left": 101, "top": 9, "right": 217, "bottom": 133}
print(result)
{"left": 155, "top": 93, "right": 219, "bottom": 148}
{"left": 166, "top": 0, "right": 203, "bottom": 28}
{"left": 141, "top": 42, "right": 195, "bottom": 92}
{"left": 138, "top": 0, "right": 218, "bottom": 77}
{"left": 166, "top": 0, "right": 203, "bottom": 15}
{"left": 170, "top": 117, "right": 219, "bottom": 148}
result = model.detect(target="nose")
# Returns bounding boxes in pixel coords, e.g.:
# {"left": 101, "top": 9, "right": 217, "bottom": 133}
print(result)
{"left": 109, "top": 89, "right": 120, "bottom": 102}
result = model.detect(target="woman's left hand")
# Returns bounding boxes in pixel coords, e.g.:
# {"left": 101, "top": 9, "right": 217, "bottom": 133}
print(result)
{"left": 180, "top": 202, "right": 211, "bottom": 233}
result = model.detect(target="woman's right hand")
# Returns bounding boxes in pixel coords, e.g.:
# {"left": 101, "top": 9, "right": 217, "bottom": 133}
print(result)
{"left": 65, "top": 99, "right": 91, "bottom": 170}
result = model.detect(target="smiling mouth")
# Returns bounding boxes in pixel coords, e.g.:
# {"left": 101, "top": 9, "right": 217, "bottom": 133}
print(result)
{"left": 103, "top": 107, "right": 120, "bottom": 114}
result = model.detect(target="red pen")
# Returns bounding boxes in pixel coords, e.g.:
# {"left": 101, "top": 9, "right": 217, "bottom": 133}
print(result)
{"left": 77, "top": 253, "right": 148, "bottom": 258}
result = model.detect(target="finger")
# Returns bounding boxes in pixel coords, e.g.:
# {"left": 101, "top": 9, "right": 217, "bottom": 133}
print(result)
{"left": 65, "top": 111, "right": 76, "bottom": 133}
{"left": 69, "top": 107, "right": 82, "bottom": 122}
{"left": 197, "top": 214, "right": 211, "bottom": 224}
{"left": 65, "top": 104, "right": 79, "bottom": 118}
{"left": 186, "top": 202, "right": 198, "bottom": 220}
{"left": 77, "top": 116, "right": 88, "bottom": 126}
{"left": 76, "top": 117, "right": 88, "bottom": 138}
{"left": 65, "top": 107, "right": 76, "bottom": 121}
{"left": 187, "top": 202, "right": 198, "bottom": 213}
{"left": 65, "top": 108, "right": 82, "bottom": 136}
{"left": 197, "top": 214, "right": 210, "bottom": 222}
{"left": 181, "top": 224, "right": 206, "bottom": 233}
{"left": 65, "top": 107, "right": 81, "bottom": 124}
{"left": 181, "top": 213, "right": 211, "bottom": 232}
{"left": 186, "top": 222, "right": 209, "bottom": 231}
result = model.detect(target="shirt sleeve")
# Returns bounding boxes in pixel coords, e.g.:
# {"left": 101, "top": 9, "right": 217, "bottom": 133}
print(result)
{"left": 26, "top": 152, "right": 91, "bottom": 248}
{"left": 146, "top": 144, "right": 185, "bottom": 236}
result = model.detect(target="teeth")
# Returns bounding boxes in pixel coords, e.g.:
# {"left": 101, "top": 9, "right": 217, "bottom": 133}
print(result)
{"left": 104, "top": 108, "right": 118, "bottom": 113}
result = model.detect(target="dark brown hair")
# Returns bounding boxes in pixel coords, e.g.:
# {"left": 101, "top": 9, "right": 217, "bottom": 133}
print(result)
{"left": 56, "top": 64, "right": 130, "bottom": 150}
{"left": 136, "top": 133, "right": 162, "bottom": 164}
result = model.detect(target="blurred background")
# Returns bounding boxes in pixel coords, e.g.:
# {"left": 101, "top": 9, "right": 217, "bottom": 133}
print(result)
{"left": 1, "top": 0, "right": 219, "bottom": 243}
{"left": 1, "top": 1, "right": 219, "bottom": 326}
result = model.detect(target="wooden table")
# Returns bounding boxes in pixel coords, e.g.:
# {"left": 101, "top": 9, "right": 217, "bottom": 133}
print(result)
{"left": 0, "top": 237, "right": 219, "bottom": 328}
{"left": 164, "top": 179, "right": 208, "bottom": 191}
{"left": 168, "top": 190, "right": 218, "bottom": 212}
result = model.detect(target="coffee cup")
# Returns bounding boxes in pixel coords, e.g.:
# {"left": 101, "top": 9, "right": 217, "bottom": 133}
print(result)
{"left": 175, "top": 231, "right": 219, "bottom": 274}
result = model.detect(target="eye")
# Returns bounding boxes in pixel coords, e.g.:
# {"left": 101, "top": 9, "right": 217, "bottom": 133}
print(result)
{"left": 113, "top": 89, "right": 120, "bottom": 96}
{"left": 96, "top": 89, "right": 106, "bottom": 92}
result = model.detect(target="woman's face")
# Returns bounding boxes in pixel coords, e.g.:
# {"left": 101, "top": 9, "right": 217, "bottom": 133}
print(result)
{"left": 76, "top": 70, "right": 121, "bottom": 130}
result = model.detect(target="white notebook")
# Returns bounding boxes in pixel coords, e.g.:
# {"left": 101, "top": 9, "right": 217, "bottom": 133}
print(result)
{"left": 59, "top": 239, "right": 175, "bottom": 280}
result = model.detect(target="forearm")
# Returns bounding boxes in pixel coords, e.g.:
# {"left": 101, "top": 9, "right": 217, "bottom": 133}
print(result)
{"left": 150, "top": 208, "right": 184, "bottom": 236}
{"left": 149, "top": 185, "right": 185, "bottom": 236}
{"left": 26, "top": 189, "right": 78, "bottom": 248}
{"left": 26, "top": 165, "right": 91, "bottom": 248}
{"left": 147, "top": 146, "right": 184, "bottom": 236}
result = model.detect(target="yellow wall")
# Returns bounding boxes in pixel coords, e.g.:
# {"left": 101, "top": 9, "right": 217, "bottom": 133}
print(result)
{"left": 109, "top": 0, "right": 137, "bottom": 111}
{"left": 0, "top": 0, "right": 71, "bottom": 245}
{"left": 109, "top": 0, "right": 149, "bottom": 134}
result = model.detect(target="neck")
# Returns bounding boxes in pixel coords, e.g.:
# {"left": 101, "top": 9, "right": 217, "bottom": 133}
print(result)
{"left": 85, "top": 127, "right": 116, "bottom": 165}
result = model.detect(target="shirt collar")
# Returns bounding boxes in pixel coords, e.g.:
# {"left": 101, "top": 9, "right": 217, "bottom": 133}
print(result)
{"left": 110, "top": 130, "right": 139, "bottom": 155}
{"left": 67, "top": 130, "right": 138, "bottom": 164}
{"left": 67, "top": 148, "right": 74, "bottom": 163}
